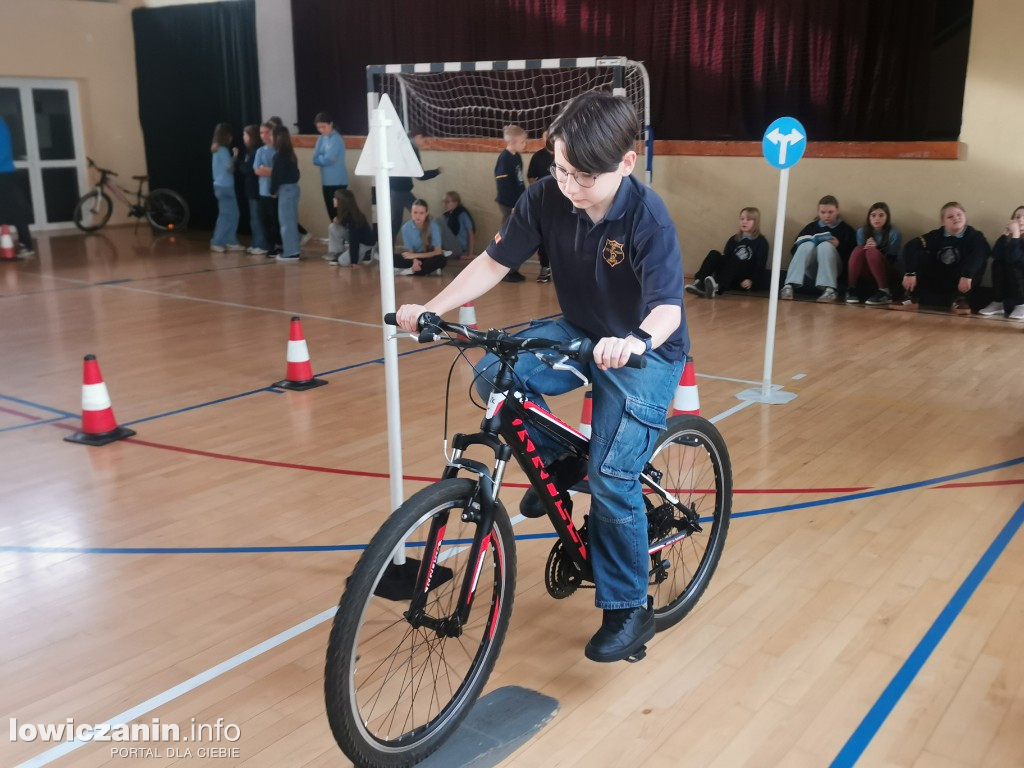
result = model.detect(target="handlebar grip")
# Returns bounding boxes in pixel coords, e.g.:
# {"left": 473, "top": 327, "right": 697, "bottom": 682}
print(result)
{"left": 383, "top": 312, "right": 398, "bottom": 325}
{"left": 575, "top": 339, "right": 646, "bottom": 369}
{"left": 626, "top": 353, "right": 647, "bottom": 369}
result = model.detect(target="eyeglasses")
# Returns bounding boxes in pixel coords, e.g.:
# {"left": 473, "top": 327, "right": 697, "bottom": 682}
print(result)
{"left": 549, "top": 164, "right": 603, "bottom": 188}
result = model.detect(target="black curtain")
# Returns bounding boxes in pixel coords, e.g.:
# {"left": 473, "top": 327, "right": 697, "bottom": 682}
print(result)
{"left": 292, "top": 0, "right": 971, "bottom": 142}
{"left": 133, "top": 0, "right": 260, "bottom": 231}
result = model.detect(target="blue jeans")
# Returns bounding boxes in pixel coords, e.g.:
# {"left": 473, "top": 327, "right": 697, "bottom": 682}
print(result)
{"left": 277, "top": 183, "right": 301, "bottom": 256}
{"left": 475, "top": 318, "right": 684, "bottom": 610}
{"left": 211, "top": 185, "right": 239, "bottom": 247}
{"left": 247, "top": 197, "right": 268, "bottom": 251}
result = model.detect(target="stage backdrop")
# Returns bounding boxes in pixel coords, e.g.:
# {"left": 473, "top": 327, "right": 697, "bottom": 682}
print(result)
{"left": 291, "top": 0, "right": 971, "bottom": 142}
{"left": 132, "top": 0, "right": 261, "bottom": 231}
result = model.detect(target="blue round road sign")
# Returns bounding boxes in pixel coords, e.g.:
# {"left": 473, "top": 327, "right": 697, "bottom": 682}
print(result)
{"left": 762, "top": 117, "right": 807, "bottom": 170}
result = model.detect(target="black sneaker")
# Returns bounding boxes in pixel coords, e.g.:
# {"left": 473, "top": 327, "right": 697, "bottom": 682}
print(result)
{"left": 684, "top": 281, "right": 704, "bottom": 297}
{"left": 519, "top": 455, "right": 589, "bottom": 518}
{"left": 585, "top": 597, "right": 655, "bottom": 663}
{"left": 503, "top": 270, "right": 526, "bottom": 283}
{"left": 865, "top": 290, "right": 892, "bottom": 306}
{"left": 537, "top": 267, "right": 552, "bottom": 283}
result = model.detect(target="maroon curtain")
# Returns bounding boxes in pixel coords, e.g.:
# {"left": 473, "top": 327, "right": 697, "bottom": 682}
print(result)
{"left": 292, "top": 0, "right": 960, "bottom": 141}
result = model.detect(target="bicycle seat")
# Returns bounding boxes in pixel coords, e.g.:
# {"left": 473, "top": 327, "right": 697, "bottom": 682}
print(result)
{"left": 132, "top": 175, "right": 148, "bottom": 181}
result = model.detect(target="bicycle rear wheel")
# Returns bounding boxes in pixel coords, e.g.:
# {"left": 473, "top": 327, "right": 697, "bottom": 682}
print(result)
{"left": 72, "top": 189, "right": 112, "bottom": 232}
{"left": 145, "top": 188, "right": 189, "bottom": 230}
{"left": 645, "top": 414, "right": 731, "bottom": 631}
{"left": 325, "top": 478, "right": 516, "bottom": 768}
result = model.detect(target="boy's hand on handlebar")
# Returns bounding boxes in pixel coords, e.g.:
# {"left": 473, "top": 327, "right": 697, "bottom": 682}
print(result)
{"left": 395, "top": 304, "right": 428, "bottom": 333}
{"left": 593, "top": 336, "right": 645, "bottom": 371}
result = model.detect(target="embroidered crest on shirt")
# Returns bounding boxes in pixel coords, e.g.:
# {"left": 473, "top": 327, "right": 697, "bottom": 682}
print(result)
{"left": 603, "top": 238, "right": 625, "bottom": 267}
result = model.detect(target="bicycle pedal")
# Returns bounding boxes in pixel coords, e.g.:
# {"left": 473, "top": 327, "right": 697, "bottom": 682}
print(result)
{"left": 625, "top": 646, "right": 647, "bottom": 663}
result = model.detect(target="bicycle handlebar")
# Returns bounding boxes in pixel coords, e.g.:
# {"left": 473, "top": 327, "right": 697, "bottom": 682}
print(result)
{"left": 86, "top": 157, "right": 117, "bottom": 178}
{"left": 383, "top": 312, "right": 646, "bottom": 369}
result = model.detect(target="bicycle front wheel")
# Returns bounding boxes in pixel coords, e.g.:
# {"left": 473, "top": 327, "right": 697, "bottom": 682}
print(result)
{"left": 325, "top": 478, "right": 516, "bottom": 768}
{"left": 646, "top": 414, "right": 732, "bottom": 631}
{"left": 145, "top": 188, "right": 189, "bottom": 230}
{"left": 72, "top": 189, "right": 112, "bottom": 232}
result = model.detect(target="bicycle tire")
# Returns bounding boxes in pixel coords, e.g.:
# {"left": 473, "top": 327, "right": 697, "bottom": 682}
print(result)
{"left": 145, "top": 188, "right": 189, "bottom": 231}
{"left": 72, "top": 189, "right": 112, "bottom": 232}
{"left": 646, "top": 414, "right": 732, "bottom": 631}
{"left": 325, "top": 478, "right": 516, "bottom": 768}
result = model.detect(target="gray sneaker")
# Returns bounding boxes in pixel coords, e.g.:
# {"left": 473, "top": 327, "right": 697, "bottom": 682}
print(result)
{"left": 684, "top": 281, "right": 704, "bottom": 297}
{"left": 779, "top": 284, "right": 794, "bottom": 300}
{"left": 845, "top": 292, "right": 860, "bottom": 304}
{"left": 704, "top": 275, "right": 718, "bottom": 298}
{"left": 865, "top": 290, "right": 892, "bottom": 306}
{"left": 817, "top": 287, "right": 838, "bottom": 303}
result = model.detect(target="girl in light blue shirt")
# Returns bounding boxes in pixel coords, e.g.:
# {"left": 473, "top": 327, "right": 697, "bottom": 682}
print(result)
{"left": 396, "top": 199, "right": 447, "bottom": 276}
{"left": 210, "top": 123, "right": 242, "bottom": 251}
{"left": 312, "top": 111, "right": 348, "bottom": 222}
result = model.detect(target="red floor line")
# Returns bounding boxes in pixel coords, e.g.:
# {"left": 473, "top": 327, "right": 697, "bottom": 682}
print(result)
{"left": 0, "top": 406, "right": 46, "bottom": 422}
{"left": 932, "top": 479, "right": 1024, "bottom": 489}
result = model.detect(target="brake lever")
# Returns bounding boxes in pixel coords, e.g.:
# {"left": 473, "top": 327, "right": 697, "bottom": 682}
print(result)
{"left": 549, "top": 355, "right": 591, "bottom": 386}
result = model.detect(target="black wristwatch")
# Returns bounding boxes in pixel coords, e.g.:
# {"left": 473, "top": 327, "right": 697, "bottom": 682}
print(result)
{"left": 629, "top": 328, "right": 653, "bottom": 354}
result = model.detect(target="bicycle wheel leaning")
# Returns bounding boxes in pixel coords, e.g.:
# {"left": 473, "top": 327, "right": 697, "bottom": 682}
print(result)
{"left": 645, "top": 414, "right": 732, "bottom": 631}
{"left": 72, "top": 188, "right": 112, "bottom": 232}
{"left": 145, "top": 188, "right": 189, "bottom": 231}
{"left": 325, "top": 478, "right": 517, "bottom": 768}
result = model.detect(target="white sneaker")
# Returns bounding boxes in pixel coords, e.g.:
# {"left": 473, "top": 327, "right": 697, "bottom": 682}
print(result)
{"left": 210, "top": 244, "right": 226, "bottom": 253}
{"left": 816, "top": 287, "right": 838, "bottom": 303}
{"left": 300, "top": 232, "right": 312, "bottom": 246}
{"left": 1009, "top": 304, "right": 1024, "bottom": 321}
{"left": 394, "top": 267, "right": 414, "bottom": 276}
{"left": 225, "top": 243, "right": 246, "bottom": 252}
{"left": 779, "top": 284, "right": 794, "bottom": 300}
{"left": 247, "top": 247, "right": 268, "bottom": 256}
{"left": 978, "top": 301, "right": 1003, "bottom": 317}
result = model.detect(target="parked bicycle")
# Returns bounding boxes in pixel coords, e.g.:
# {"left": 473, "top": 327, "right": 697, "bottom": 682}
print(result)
{"left": 324, "top": 313, "right": 732, "bottom": 768}
{"left": 72, "top": 157, "right": 189, "bottom": 232}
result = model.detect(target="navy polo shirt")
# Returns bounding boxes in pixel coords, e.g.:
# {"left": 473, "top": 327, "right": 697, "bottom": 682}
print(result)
{"left": 487, "top": 175, "right": 688, "bottom": 359}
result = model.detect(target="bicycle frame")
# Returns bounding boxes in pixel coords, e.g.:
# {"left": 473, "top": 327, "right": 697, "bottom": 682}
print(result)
{"left": 403, "top": 351, "right": 692, "bottom": 631}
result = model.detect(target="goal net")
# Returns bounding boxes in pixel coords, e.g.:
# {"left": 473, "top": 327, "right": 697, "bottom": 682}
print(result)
{"left": 366, "top": 57, "right": 653, "bottom": 181}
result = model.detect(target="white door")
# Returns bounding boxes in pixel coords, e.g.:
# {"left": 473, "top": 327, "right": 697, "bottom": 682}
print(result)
{"left": 0, "top": 78, "right": 87, "bottom": 230}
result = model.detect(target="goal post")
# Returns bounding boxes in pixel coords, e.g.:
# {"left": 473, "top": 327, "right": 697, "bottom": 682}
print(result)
{"left": 365, "top": 56, "right": 653, "bottom": 183}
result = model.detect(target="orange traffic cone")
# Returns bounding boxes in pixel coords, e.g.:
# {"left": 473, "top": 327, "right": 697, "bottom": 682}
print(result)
{"left": 671, "top": 356, "right": 700, "bottom": 416}
{"left": 458, "top": 301, "right": 478, "bottom": 329}
{"left": 64, "top": 355, "right": 137, "bottom": 446}
{"left": 578, "top": 390, "right": 593, "bottom": 438}
{"left": 0, "top": 226, "right": 16, "bottom": 260}
{"left": 273, "top": 317, "right": 327, "bottom": 390}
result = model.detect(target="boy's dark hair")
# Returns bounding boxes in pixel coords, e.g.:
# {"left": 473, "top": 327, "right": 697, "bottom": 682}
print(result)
{"left": 314, "top": 111, "right": 332, "bottom": 125}
{"left": 548, "top": 90, "right": 637, "bottom": 174}
{"left": 818, "top": 195, "right": 839, "bottom": 207}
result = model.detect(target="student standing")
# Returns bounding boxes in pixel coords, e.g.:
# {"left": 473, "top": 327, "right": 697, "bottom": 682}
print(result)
{"left": 210, "top": 123, "right": 243, "bottom": 253}
{"left": 240, "top": 125, "right": 268, "bottom": 256}
{"left": 270, "top": 125, "right": 301, "bottom": 262}
{"left": 495, "top": 124, "right": 527, "bottom": 282}
{"left": 312, "top": 111, "right": 348, "bottom": 222}
{"left": 527, "top": 131, "right": 555, "bottom": 283}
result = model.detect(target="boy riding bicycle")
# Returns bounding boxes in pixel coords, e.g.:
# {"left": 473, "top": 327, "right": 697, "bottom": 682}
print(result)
{"left": 396, "top": 90, "right": 688, "bottom": 663}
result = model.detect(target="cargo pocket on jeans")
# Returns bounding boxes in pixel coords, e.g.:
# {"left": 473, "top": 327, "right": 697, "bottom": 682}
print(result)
{"left": 599, "top": 396, "right": 668, "bottom": 480}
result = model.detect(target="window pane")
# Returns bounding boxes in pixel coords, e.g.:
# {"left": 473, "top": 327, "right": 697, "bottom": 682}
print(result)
{"left": 42, "top": 167, "right": 79, "bottom": 223}
{"left": 34, "top": 89, "right": 75, "bottom": 161}
{"left": 0, "top": 88, "right": 27, "bottom": 161}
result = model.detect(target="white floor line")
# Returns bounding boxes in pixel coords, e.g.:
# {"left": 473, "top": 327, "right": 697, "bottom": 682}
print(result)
{"left": 696, "top": 372, "right": 767, "bottom": 387}
{"left": 16, "top": 387, "right": 762, "bottom": 767}
{"left": 14, "top": 607, "right": 337, "bottom": 768}
{"left": 15, "top": 271, "right": 382, "bottom": 329}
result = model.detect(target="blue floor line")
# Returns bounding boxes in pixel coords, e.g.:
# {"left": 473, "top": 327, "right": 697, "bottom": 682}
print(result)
{"left": 0, "top": 394, "right": 77, "bottom": 418}
{"left": 4, "top": 454, "right": 1020, "bottom": 555}
{"left": 0, "top": 313, "right": 566, "bottom": 434}
{"left": 831, "top": 500, "right": 1024, "bottom": 767}
{"left": 0, "top": 416, "right": 70, "bottom": 434}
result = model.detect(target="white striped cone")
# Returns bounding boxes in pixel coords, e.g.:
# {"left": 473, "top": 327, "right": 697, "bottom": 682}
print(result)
{"left": 64, "top": 355, "right": 136, "bottom": 446}
{"left": 0, "top": 225, "right": 15, "bottom": 260}
{"left": 458, "top": 301, "right": 478, "bottom": 329}
{"left": 274, "top": 317, "right": 327, "bottom": 390}
{"left": 672, "top": 356, "right": 700, "bottom": 416}
{"left": 578, "top": 391, "right": 593, "bottom": 438}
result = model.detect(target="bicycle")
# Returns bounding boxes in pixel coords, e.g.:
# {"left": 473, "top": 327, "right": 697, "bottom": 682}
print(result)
{"left": 324, "top": 313, "right": 732, "bottom": 768}
{"left": 72, "top": 157, "right": 189, "bottom": 232}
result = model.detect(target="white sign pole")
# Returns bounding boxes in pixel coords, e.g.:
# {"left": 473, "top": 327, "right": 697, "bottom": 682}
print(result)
{"left": 370, "top": 108, "right": 405, "bottom": 527}
{"left": 761, "top": 167, "right": 789, "bottom": 399}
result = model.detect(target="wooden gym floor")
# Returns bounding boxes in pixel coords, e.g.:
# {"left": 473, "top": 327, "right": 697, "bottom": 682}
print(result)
{"left": 2, "top": 226, "right": 1023, "bottom": 768}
